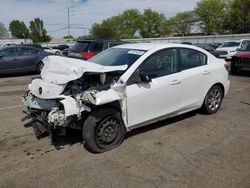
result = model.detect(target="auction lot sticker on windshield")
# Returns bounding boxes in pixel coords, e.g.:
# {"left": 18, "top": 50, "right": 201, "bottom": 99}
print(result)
{"left": 127, "top": 50, "right": 145, "bottom": 55}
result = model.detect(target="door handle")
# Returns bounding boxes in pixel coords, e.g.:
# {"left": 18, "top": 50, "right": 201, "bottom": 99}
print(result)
{"left": 202, "top": 70, "right": 210, "bottom": 75}
{"left": 171, "top": 79, "right": 181, "bottom": 85}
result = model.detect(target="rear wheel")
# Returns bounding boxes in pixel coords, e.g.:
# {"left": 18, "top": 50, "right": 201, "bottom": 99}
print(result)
{"left": 82, "top": 107, "right": 125, "bottom": 153}
{"left": 201, "top": 85, "right": 223, "bottom": 114}
{"left": 55, "top": 51, "right": 60, "bottom": 55}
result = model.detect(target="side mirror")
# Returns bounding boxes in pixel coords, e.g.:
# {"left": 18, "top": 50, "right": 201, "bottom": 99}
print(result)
{"left": 139, "top": 73, "right": 151, "bottom": 83}
{"left": 236, "top": 48, "right": 240, "bottom": 51}
{"left": 0, "top": 55, "right": 3, "bottom": 59}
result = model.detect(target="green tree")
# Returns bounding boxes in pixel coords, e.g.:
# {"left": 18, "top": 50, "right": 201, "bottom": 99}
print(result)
{"left": 139, "top": 9, "right": 166, "bottom": 38}
{"left": 114, "top": 9, "right": 141, "bottom": 39}
{"left": 225, "top": 0, "right": 250, "bottom": 33}
{"left": 90, "top": 18, "right": 116, "bottom": 39}
{"left": 0, "top": 22, "right": 9, "bottom": 39}
{"left": 195, "top": 0, "right": 227, "bottom": 34}
{"left": 9, "top": 20, "right": 30, "bottom": 38}
{"left": 166, "top": 11, "right": 196, "bottom": 36}
{"left": 29, "top": 18, "right": 51, "bottom": 42}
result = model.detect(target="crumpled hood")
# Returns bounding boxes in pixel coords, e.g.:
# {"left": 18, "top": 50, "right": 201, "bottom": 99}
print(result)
{"left": 41, "top": 55, "right": 128, "bottom": 85}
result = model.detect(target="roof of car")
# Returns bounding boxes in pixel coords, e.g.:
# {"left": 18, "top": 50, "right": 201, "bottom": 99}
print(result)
{"left": 113, "top": 42, "right": 197, "bottom": 51}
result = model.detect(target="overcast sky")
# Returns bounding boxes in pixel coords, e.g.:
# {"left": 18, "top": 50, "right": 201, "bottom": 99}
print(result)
{"left": 0, "top": 0, "right": 199, "bottom": 38}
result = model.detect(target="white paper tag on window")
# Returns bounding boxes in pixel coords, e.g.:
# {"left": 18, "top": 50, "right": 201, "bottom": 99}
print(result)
{"left": 127, "top": 50, "right": 145, "bottom": 56}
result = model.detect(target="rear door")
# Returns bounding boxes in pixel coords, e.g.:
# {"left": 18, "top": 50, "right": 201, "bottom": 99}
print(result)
{"left": 126, "top": 48, "right": 182, "bottom": 127}
{"left": 18, "top": 47, "right": 40, "bottom": 71}
{"left": 177, "top": 48, "right": 212, "bottom": 112}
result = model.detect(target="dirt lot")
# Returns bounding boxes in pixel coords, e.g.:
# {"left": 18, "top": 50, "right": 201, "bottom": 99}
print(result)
{"left": 0, "top": 73, "right": 249, "bottom": 188}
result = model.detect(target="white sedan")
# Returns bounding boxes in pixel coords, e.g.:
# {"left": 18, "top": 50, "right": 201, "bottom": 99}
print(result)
{"left": 22, "top": 43, "right": 230, "bottom": 153}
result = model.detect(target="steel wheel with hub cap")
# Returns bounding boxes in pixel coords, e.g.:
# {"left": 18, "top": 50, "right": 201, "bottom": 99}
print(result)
{"left": 82, "top": 107, "right": 125, "bottom": 153}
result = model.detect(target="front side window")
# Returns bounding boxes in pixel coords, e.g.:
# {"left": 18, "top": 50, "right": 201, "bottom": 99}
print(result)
{"left": 139, "top": 48, "right": 178, "bottom": 79}
{"left": 0, "top": 48, "right": 18, "bottom": 57}
{"left": 180, "top": 48, "right": 207, "bottom": 70}
{"left": 241, "top": 42, "right": 250, "bottom": 51}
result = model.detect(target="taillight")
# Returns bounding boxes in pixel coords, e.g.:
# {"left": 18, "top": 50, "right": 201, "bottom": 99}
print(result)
{"left": 224, "top": 63, "right": 230, "bottom": 72}
{"left": 80, "top": 52, "right": 95, "bottom": 59}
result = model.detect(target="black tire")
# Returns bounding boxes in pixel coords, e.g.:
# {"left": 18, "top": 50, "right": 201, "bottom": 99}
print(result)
{"left": 37, "top": 62, "right": 44, "bottom": 73}
{"left": 55, "top": 51, "right": 60, "bottom": 55}
{"left": 201, "top": 85, "right": 223, "bottom": 114}
{"left": 82, "top": 107, "right": 125, "bottom": 153}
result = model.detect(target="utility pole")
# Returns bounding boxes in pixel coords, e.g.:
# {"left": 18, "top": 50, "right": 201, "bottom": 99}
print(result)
{"left": 67, "top": 7, "right": 70, "bottom": 37}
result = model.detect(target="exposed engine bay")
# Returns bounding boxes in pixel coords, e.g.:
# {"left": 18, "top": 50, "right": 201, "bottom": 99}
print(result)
{"left": 22, "top": 56, "right": 127, "bottom": 139}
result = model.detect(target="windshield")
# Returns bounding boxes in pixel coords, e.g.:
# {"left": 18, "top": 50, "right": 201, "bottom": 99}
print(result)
{"left": 240, "top": 42, "right": 250, "bottom": 51}
{"left": 88, "top": 48, "right": 146, "bottom": 67}
{"left": 221, "top": 42, "right": 240, "bottom": 47}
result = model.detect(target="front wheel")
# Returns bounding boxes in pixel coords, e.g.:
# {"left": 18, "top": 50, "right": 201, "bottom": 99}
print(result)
{"left": 82, "top": 107, "right": 125, "bottom": 153}
{"left": 201, "top": 85, "right": 223, "bottom": 114}
{"left": 37, "top": 62, "right": 44, "bottom": 73}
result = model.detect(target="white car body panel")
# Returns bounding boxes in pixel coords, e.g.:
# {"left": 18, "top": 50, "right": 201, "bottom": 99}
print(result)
{"left": 126, "top": 73, "right": 181, "bottom": 127}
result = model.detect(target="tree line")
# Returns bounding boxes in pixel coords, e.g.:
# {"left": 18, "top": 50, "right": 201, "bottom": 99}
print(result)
{"left": 0, "top": 18, "right": 51, "bottom": 42}
{"left": 1, "top": 0, "right": 250, "bottom": 41}
{"left": 90, "top": 0, "right": 250, "bottom": 39}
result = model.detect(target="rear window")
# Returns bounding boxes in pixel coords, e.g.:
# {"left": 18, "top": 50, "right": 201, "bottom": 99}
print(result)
{"left": 71, "top": 41, "right": 90, "bottom": 52}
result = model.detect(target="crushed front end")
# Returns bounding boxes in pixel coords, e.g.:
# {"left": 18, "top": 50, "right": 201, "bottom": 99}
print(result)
{"left": 21, "top": 56, "right": 127, "bottom": 140}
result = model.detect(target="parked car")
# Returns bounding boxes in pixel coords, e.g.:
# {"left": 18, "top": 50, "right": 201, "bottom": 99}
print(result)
{"left": 43, "top": 47, "right": 61, "bottom": 55}
{"left": 0, "top": 42, "right": 18, "bottom": 48}
{"left": 62, "top": 48, "right": 70, "bottom": 56}
{"left": 68, "top": 39, "right": 130, "bottom": 60}
{"left": 52, "top": 45, "right": 69, "bottom": 51}
{"left": 22, "top": 43, "right": 230, "bottom": 153}
{"left": 209, "top": 43, "right": 222, "bottom": 49}
{"left": 231, "top": 41, "right": 250, "bottom": 75}
{"left": 216, "top": 39, "right": 250, "bottom": 60}
{"left": 193, "top": 43, "right": 221, "bottom": 58}
{"left": 0, "top": 45, "right": 52, "bottom": 74}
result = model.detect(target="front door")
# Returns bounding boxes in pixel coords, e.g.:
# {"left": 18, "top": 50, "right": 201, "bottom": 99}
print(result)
{"left": 126, "top": 48, "right": 182, "bottom": 127}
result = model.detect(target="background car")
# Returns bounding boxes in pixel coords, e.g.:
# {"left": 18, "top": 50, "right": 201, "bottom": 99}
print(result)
{"left": 0, "top": 45, "right": 52, "bottom": 74}
{"left": 216, "top": 39, "right": 250, "bottom": 60}
{"left": 231, "top": 41, "right": 250, "bottom": 75}
{"left": 68, "top": 39, "right": 130, "bottom": 60}
{"left": 42, "top": 47, "right": 61, "bottom": 55}
{"left": 52, "top": 44, "right": 69, "bottom": 51}
{"left": 193, "top": 43, "right": 221, "bottom": 57}
{"left": 0, "top": 42, "right": 18, "bottom": 48}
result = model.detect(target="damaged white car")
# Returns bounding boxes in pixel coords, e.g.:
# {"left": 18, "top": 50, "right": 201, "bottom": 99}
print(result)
{"left": 22, "top": 43, "right": 230, "bottom": 153}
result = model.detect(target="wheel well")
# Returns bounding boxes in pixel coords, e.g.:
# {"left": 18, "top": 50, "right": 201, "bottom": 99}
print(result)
{"left": 212, "top": 83, "right": 225, "bottom": 97}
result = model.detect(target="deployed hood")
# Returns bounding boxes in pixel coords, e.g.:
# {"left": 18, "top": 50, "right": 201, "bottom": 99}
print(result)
{"left": 41, "top": 56, "right": 128, "bottom": 85}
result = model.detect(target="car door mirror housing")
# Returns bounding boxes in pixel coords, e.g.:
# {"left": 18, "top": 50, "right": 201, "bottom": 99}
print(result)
{"left": 236, "top": 48, "right": 240, "bottom": 51}
{"left": 139, "top": 73, "right": 151, "bottom": 83}
{"left": 0, "top": 55, "right": 3, "bottom": 59}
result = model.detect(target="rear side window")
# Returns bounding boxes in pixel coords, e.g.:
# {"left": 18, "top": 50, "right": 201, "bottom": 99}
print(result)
{"left": 92, "top": 42, "right": 104, "bottom": 52}
{"left": 21, "top": 47, "right": 39, "bottom": 56}
{"left": 71, "top": 41, "right": 90, "bottom": 52}
{"left": 180, "top": 48, "right": 207, "bottom": 70}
